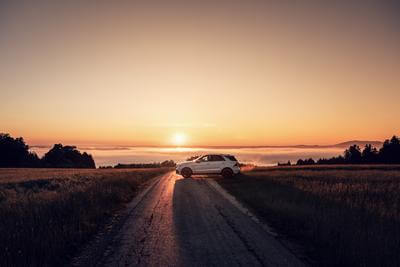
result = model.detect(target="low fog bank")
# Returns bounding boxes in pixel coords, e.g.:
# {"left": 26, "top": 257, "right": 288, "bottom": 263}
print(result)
{"left": 32, "top": 146, "right": 344, "bottom": 167}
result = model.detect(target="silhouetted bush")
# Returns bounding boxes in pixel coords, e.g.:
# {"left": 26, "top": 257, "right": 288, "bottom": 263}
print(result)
{"left": 297, "top": 158, "right": 315, "bottom": 165}
{"left": 1, "top": 133, "right": 96, "bottom": 168}
{"left": 160, "top": 160, "right": 176, "bottom": 167}
{"left": 114, "top": 160, "right": 176, "bottom": 169}
{"left": 0, "top": 133, "right": 40, "bottom": 167}
{"left": 297, "top": 135, "right": 400, "bottom": 165}
{"left": 42, "top": 144, "right": 95, "bottom": 168}
{"left": 317, "top": 156, "right": 345, "bottom": 165}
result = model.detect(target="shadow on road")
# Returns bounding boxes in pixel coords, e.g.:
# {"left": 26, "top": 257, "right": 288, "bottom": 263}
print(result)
{"left": 172, "top": 177, "right": 228, "bottom": 266}
{"left": 170, "top": 174, "right": 265, "bottom": 266}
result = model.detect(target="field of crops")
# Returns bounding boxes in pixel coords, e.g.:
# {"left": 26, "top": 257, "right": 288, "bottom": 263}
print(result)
{"left": 0, "top": 168, "right": 170, "bottom": 266}
{"left": 217, "top": 165, "right": 400, "bottom": 266}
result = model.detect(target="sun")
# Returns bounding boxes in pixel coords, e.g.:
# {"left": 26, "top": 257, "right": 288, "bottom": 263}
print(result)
{"left": 172, "top": 133, "right": 187, "bottom": 146}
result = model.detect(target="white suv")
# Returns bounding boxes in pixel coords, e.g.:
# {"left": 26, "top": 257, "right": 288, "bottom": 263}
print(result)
{"left": 176, "top": 154, "right": 240, "bottom": 178}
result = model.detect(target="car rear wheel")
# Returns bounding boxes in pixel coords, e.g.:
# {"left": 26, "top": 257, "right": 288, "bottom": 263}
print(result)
{"left": 221, "top": 168, "right": 234, "bottom": 178}
{"left": 181, "top": 167, "right": 192, "bottom": 178}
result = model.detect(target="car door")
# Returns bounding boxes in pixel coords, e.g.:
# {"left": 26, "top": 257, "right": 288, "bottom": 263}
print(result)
{"left": 208, "top": 155, "right": 225, "bottom": 173}
{"left": 193, "top": 155, "right": 211, "bottom": 173}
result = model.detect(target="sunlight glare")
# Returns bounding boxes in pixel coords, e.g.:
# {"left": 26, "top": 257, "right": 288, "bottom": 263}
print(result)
{"left": 173, "top": 133, "right": 187, "bottom": 146}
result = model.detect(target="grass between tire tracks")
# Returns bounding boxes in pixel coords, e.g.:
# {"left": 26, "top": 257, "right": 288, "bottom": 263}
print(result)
{"left": 216, "top": 165, "right": 400, "bottom": 266}
{"left": 0, "top": 168, "right": 171, "bottom": 266}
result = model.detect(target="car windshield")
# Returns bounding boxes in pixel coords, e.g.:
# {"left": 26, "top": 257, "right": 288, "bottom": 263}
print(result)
{"left": 186, "top": 155, "right": 201, "bottom": 161}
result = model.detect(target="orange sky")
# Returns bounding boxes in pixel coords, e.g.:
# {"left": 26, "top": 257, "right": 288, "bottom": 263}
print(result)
{"left": 1, "top": 1, "right": 399, "bottom": 146}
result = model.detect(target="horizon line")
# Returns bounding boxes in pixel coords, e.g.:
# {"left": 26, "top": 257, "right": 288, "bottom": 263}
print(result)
{"left": 30, "top": 140, "right": 384, "bottom": 150}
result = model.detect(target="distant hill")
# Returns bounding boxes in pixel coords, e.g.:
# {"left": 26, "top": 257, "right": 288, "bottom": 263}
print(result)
{"left": 187, "top": 140, "right": 384, "bottom": 149}
{"left": 182, "top": 140, "right": 384, "bottom": 149}
{"left": 333, "top": 140, "right": 383, "bottom": 148}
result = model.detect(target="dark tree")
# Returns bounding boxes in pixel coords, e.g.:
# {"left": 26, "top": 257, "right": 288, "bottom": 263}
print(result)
{"left": 160, "top": 160, "right": 176, "bottom": 167}
{"left": 317, "top": 155, "right": 346, "bottom": 164}
{"left": 0, "top": 133, "right": 40, "bottom": 167}
{"left": 42, "top": 144, "right": 95, "bottom": 168}
{"left": 296, "top": 158, "right": 315, "bottom": 165}
{"left": 379, "top": 136, "right": 400, "bottom": 164}
{"left": 362, "top": 144, "right": 379, "bottom": 163}
{"left": 344, "top": 145, "right": 362, "bottom": 164}
{"left": 305, "top": 158, "right": 315, "bottom": 165}
{"left": 296, "top": 135, "right": 400, "bottom": 166}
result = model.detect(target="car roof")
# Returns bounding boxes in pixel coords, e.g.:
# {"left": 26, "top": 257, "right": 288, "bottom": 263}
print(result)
{"left": 203, "top": 154, "right": 233, "bottom": 156}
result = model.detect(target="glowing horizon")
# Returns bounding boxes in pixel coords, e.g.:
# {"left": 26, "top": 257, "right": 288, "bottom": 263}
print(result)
{"left": 1, "top": 1, "right": 399, "bottom": 147}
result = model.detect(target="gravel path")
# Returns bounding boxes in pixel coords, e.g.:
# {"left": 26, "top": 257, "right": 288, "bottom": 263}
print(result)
{"left": 73, "top": 172, "right": 304, "bottom": 267}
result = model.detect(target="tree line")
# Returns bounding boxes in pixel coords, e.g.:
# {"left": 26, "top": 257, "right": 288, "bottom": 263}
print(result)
{"left": 297, "top": 135, "right": 400, "bottom": 165}
{"left": 112, "top": 160, "right": 176, "bottom": 169}
{"left": 0, "top": 133, "right": 95, "bottom": 168}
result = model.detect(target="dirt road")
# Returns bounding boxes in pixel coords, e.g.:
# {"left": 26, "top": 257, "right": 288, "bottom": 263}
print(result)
{"left": 74, "top": 172, "right": 304, "bottom": 266}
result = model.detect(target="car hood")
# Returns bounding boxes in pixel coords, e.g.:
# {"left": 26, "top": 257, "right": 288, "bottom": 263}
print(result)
{"left": 177, "top": 161, "right": 194, "bottom": 166}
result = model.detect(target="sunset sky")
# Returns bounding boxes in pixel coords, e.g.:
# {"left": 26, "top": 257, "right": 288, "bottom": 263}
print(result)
{"left": 1, "top": 1, "right": 399, "bottom": 146}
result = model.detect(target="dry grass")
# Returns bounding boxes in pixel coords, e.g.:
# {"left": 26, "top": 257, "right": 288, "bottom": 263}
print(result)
{"left": 217, "top": 165, "right": 400, "bottom": 266}
{"left": 0, "top": 168, "right": 171, "bottom": 267}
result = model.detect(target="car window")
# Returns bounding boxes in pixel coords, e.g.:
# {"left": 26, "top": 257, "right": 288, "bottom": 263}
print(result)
{"left": 199, "top": 156, "right": 209, "bottom": 162}
{"left": 225, "top": 155, "right": 238, "bottom": 161}
{"left": 210, "top": 155, "right": 225, "bottom": 161}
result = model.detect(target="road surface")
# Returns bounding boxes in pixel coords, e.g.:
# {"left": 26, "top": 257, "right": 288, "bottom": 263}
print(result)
{"left": 74, "top": 172, "right": 304, "bottom": 266}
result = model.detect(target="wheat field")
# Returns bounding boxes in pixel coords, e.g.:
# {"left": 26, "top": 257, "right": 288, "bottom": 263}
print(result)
{"left": 217, "top": 165, "right": 400, "bottom": 266}
{"left": 0, "top": 168, "right": 170, "bottom": 266}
